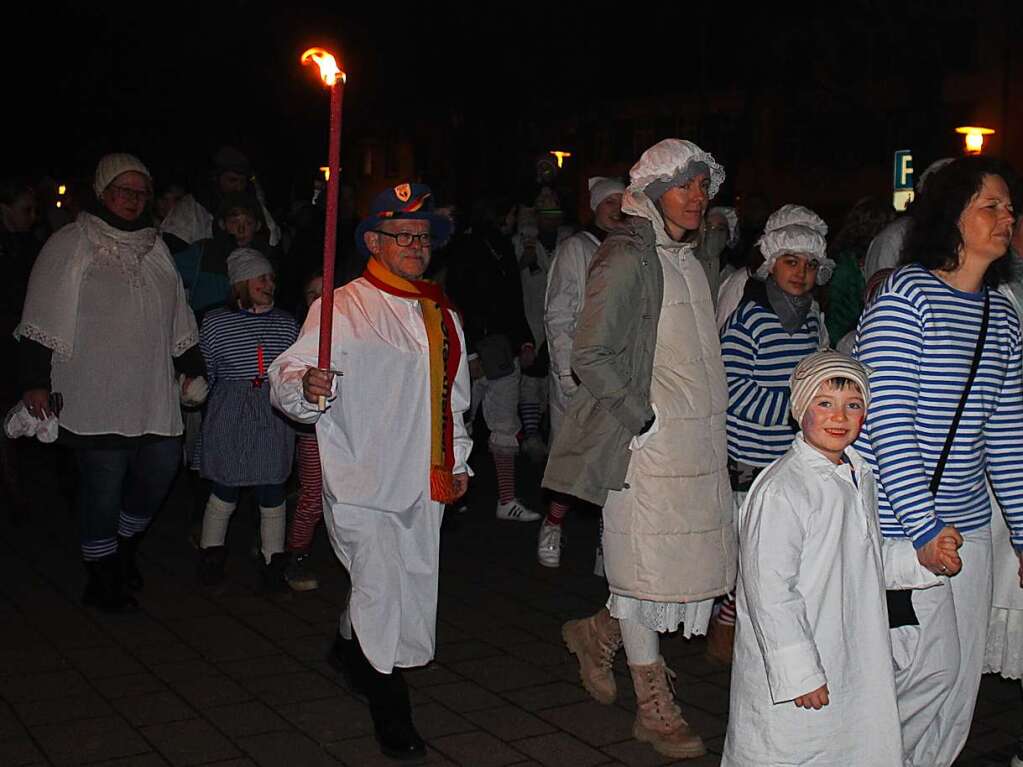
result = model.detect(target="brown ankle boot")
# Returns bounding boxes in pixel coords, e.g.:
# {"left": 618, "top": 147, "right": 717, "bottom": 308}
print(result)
{"left": 629, "top": 657, "right": 706, "bottom": 760}
{"left": 562, "top": 607, "right": 622, "bottom": 704}
{"left": 704, "top": 614, "right": 735, "bottom": 667}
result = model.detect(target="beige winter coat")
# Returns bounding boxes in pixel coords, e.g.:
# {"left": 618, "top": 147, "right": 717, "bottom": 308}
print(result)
{"left": 603, "top": 191, "right": 735, "bottom": 601}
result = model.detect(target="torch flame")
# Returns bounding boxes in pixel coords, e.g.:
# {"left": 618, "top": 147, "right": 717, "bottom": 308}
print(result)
{"left": 301, "top": 47, "right": 346, "bottom": 86}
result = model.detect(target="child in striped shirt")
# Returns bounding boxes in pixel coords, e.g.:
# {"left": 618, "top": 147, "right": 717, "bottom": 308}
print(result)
{"left": 707, "top": 205, "right": 833, "bottom": 662}
{"left": 197, "top": 248, "right": 298, "bottom": 590}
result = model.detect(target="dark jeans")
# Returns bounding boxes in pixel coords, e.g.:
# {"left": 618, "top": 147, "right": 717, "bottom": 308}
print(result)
{"left": 76, "top": 437, "right": 181, "bottom": 559}
{"left": 210, "top": 482, "right": 286, "bottom": 508}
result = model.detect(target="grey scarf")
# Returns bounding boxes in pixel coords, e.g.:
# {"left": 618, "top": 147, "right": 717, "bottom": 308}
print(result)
{"left": 766, "top": 276, "right": 813, "bottom": 334}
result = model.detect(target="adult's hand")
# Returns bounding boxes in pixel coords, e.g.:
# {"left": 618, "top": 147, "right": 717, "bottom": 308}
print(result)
{"left": 469, "top": 358, "right": 484, "bottom": 380}
{"left": 451, "top": 472, "right": 469, "bottom": 501}
{"left": 302, "top": 368, "right": 336, "bottom": 404}
{"left": 22, "top": 388, "right": 52, "bottom": 419}
{"left": 1017, "top": 551, "right": 1023, "bottom": 588}
{"left": 917, "top": 525, "right": 963, "bottom": 576}
{"left": 794, "top": 684, "right": 830, "bottom": 710}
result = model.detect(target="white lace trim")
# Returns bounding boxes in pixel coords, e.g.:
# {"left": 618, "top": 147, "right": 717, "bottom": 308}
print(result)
{"left": 984, "top": 607, "right": 1023, "bottom": 680}
{"left": 173, "top": 332, "right": 199, "bottom": 356}
{"left": 15, "top": 322, "right": 73, "bottom": 361}
{"left": 607, "top": 593, "right": 715, "bottom": 638}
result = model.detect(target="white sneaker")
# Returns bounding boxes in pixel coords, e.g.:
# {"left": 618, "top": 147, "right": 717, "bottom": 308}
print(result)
{"left": 496, "top": 499, "right": 541, "bottom": 522}
{"left": 537, "top": 521, "right": 562, "bottom": 567}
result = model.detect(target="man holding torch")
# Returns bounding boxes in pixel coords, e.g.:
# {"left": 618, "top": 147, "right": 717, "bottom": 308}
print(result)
{"left": 269, "top": 183, "right": 470, "bottom": 761}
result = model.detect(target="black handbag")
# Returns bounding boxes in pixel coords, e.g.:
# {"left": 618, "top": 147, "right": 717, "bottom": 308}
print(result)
{"left": 887, "top": 290, "right": 990, "bottom": 629}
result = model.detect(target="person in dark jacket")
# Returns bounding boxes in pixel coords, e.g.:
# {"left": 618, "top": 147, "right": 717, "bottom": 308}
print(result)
{"left": 446, "top": 196, "right": 541, "bottom": 522}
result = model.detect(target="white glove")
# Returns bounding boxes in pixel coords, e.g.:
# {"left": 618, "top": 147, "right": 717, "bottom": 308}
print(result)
{"left": 180, "top": 375, "right": 209, "bottom": 406}
{"left": 4, "top": 403, "right": 59, "bottom": 443}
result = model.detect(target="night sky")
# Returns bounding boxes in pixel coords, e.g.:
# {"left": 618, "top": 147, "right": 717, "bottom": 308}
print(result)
{"left": 7, "top": 3, "right": 1014, "bottom": 214}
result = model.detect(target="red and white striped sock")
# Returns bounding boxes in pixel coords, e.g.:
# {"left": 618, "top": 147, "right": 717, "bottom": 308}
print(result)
{"left": 494, "top": 453, "right": 516, "bottom": 504}
{"left": 717, "top": 592, "right": 737, "bottom": 626}
{"left": 545, "top": 498, "right": 571, "bottom": 526}
{"left": 288, "top": 434, "right": 324, "bottom": 552}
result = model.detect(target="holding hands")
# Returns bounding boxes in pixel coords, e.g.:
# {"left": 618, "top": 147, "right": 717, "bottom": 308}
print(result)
{"left": 917, "top": 524, "right": 963, "bottom": 576}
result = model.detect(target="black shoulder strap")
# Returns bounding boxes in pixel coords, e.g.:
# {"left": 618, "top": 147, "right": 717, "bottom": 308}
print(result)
{"left": 930, "top": 289, "right": 990, "bottom": 495}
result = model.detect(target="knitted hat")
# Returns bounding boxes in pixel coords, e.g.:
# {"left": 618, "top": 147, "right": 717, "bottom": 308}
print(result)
{"left": 227, "top": 247, "right": 273, "bottom": 285}
{"left": 789, "top": 350, "right": 872, "bottom": 425}
{"left": 93, "top": 153, "right": 152, "bottom": 197}
{"left": 588, "top": 177, "right": 626, "bottom": 211}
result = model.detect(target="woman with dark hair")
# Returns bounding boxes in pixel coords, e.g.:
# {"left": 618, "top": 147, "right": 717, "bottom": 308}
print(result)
{"left": 854, "top": 156, "right": 1023, "bottom": 767}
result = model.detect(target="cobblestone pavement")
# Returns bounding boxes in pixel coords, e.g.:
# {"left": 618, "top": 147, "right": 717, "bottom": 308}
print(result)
{"left": 0, "top": 442, "right": 1019, "bottom": 766}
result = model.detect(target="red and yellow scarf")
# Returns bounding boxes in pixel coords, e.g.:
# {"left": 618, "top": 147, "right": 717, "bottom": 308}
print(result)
{"left": 363, "top": 257, "right": 463, "bottom": 503}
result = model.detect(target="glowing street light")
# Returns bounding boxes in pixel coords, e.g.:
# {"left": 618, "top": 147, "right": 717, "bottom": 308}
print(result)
{"left": 955, "top": 126, "right": 994, "bottom": 155}
{"left": 549, "top": 150, "right": 572, "bottom": 168}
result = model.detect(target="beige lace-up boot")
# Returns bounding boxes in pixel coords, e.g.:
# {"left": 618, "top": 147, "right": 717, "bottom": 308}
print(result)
{"left": 561, "top": 607, "right": 622, "bottom": 704}
{"left": 628, "top": 657, "right": 706, "bottom": 759}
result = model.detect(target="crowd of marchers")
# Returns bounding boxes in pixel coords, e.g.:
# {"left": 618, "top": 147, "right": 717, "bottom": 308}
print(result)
{"left": 4, "top": 138, "right": 1023, "bottom": 765}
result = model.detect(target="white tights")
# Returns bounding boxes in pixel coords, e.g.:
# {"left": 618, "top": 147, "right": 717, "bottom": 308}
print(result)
{"left": 620, "top": 618, "right": 660, "bottom": 666}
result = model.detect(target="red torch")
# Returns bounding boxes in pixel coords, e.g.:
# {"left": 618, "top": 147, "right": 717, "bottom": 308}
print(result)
{"left": 301, "top": 47, "right": 346, "bottom": 410}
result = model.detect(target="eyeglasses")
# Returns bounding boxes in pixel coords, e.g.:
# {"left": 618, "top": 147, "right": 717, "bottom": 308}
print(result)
{"left": 373, "top": 230, "right": 432, "bottom": 247}
{"left": 110, "top": 185, "right": 152, "bottom": 203}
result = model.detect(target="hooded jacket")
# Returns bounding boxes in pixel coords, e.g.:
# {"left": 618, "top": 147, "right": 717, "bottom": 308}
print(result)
{"left": 544, "top": 140, "right": 735, "bottom": 600}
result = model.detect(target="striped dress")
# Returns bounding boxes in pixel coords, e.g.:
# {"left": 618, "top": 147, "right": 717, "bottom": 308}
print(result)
{"left": 854, "top": 263, "right": 1023, "bottom": 549}
{"left": 198, "top": 306, "right": 299, "bottom": 486}
{"left": 721, "top": 294, "right": 824, "bottom": 467}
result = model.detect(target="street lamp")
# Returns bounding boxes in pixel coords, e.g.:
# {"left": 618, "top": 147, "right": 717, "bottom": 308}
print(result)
{"left": 955, "top": 126, "right": 994, "bottom": 155}
{"left": 549, "top": 150, "right": 572, "bottom": 168}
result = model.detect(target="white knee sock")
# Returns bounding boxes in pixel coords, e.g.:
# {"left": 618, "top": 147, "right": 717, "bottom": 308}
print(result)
{"left": 200, "top": 494, "right": 237, "bottom": 549}
{"left": 259, "top": 504, "right": 286, "bottom": 564}
{"left": 620, "top": 618, "right": 660, "bottom": 666}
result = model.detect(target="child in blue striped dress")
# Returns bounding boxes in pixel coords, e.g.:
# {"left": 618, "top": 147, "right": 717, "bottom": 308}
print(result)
{"left": 706, "top": 205, "right": 834, "bottom": 662}
{"left": 197, "top": 248, "right": 298, "bottom": 590}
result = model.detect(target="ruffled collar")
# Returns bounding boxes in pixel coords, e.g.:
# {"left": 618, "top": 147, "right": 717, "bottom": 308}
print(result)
{"left": 79, "top": 212, "right": 158, "bottom": 261}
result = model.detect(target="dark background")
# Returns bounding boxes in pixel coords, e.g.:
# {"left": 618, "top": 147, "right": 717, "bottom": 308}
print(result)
{"left": 6, "top": 1, "right": 1021, "bottom": 223}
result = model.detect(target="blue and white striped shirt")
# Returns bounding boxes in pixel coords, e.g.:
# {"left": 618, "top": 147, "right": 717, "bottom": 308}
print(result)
{"left": 199, "top": 306, "right": 299, "bottom": 386}
{"left": 854, "top": 264, "right": 1023, "bottom": 550}
{"left": 722, "top": 298, "right": 823, "bottom": 466}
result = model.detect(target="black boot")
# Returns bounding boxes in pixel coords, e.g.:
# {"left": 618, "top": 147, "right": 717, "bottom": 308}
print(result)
{"left": 261, "top": 552, "right": 290, "bottom": 594}
{"left": 198, "top": 546, "right": 228, "bottom": 586}
{"left": 369, "top": 669, "right": 425, "bottom": 761}
{"left": 117, "top": 534, "right": 144, "bottom": 591}
{"left": 327, "top": 632, "right": 369, "bottom": 696}
{"left": 350, "top": 629, "right": 425, "bottom": 761}
{"left": 83, "top": 554, "right": 139, "bottom": 612}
